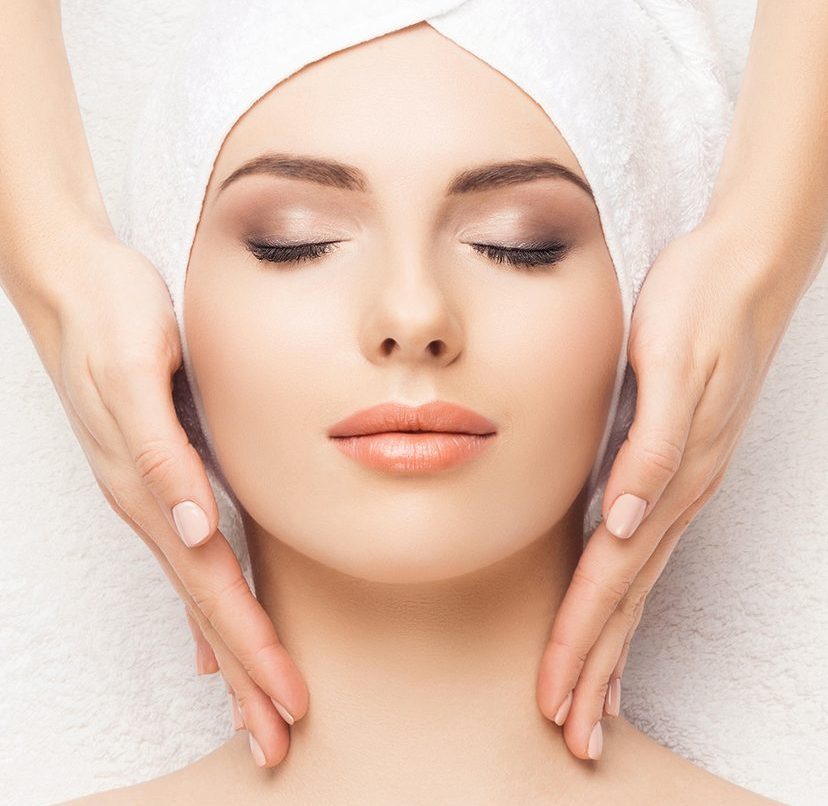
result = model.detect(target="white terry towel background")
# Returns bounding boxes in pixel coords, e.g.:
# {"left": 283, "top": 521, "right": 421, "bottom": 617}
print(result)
{"left": 0, "top": 1, "right": 825, "bottom": 804}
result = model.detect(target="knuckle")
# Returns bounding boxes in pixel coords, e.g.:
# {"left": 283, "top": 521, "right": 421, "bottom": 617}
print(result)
{"left": 572, "top": 565, "right": 633, "bottom": 605}
{"left": 134, "top": 439, "right": 180, "bottom": 489}
{"left": 593, "top": 677, "right": 611, "bottom": 701}
{"left": 617, "top": 588, "right": 647, "bottom": 624}
{"left": 191, "top": 573, "right": 249, "bottom": 624}
{"left": 578, "top": 668, "right": 611, "bottom": 701}
{"left": 233, "top": 688, "right": 254, "bottom": 715}
{"left": 634, "top": 432, "right": 684, "bottom": 476}
{"left": 550, "top": 633, "right": 589, "bottom": 666}
{"left": 242, "top": 639, "right": 284, "bottom": 677}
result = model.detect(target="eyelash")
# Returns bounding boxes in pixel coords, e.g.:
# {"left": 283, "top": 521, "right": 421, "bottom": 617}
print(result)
{"left": 245, "top": 239, "right": 570, "bottom": 271}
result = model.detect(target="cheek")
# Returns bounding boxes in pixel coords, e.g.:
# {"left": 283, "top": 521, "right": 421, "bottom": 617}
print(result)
{"left": 184, "top": 254, "right": 345, "bottom": 516}
{"left": 483, "top": 256, "right": 623, "bottom": 524}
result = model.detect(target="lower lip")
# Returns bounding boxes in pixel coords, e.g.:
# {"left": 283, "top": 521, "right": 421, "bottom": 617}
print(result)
{"left": 330, "top": 431, "right": 496, "bottom": 473}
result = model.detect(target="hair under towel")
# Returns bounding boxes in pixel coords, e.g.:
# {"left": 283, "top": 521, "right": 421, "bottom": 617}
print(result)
{"left": 118, "top": 0, "right": 748, "bottom": 589}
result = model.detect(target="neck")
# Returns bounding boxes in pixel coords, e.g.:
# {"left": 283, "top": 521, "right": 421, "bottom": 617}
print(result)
{"left": 235, "top": 491, "right": 596, "bottom": 801}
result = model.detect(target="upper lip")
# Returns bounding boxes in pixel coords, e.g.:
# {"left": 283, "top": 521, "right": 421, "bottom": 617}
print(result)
{"left": 328, "top": 400, "right": 497, "bottom": 437}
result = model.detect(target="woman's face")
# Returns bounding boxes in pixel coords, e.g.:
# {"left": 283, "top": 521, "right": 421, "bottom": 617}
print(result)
{"left": 185, "top": 22, "right": 623, "bottom": 584}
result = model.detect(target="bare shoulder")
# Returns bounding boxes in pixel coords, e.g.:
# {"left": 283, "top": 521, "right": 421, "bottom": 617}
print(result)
{"left": 54, "top": 723, "right": 787, "bottom": 806}
{"left": 601, "top": 718, "right": 788, "bottom": 806}
{"left": 54, "top": 737, "right": 246, "bottom": 806}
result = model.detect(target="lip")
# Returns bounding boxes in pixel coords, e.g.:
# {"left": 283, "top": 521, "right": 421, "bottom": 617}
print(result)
{"left": 328, "top": 400, "right": 497, "bottom": 437}
{"left": 328, "top": 400, "right": 498, "bottom": 473}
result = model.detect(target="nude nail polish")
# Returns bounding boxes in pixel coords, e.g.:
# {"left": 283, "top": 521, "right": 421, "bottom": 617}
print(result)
{"left": 588, "top": 721, "right": 603, "bottom": 760}
{"left": 271, "top": 697, "right": 295, "bottom": 725}
{"left": 606, "top": 677, "right": 621, "bottom": 717}
{"left": 172, "top": 500, "right": 211, "bottom": 547}
{"left": 249, "top": 732, "right": 267, "bottom": 767}
{"left": 195, "top": 643, "right": 208, "bottom": 675}
{"left": 553, "top": 690, "right": 573, "bottom": 726}
{"left": 605, "top": 493, "right": 648, "bottom": 539}
{"left": 229, "top": 691, "right": 244, "bottom": 731}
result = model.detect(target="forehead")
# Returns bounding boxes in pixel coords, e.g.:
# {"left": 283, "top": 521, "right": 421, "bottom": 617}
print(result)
{"left": 205, "top": 21, "right": 587, "bottom": 201}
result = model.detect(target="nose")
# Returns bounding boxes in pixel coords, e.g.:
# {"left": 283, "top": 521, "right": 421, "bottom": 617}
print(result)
{"left": 359, "top": 245, "right": 463, "bottom": 369}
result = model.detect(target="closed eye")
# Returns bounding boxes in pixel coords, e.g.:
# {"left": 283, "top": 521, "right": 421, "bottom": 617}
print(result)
{"left": 469, "top": 241, "right": 569, "bottom": 270}
{"left": 245, "top": 238, "right": 570, "bottom": 271}
{"left": 246, "top": 240, "right": 339, "bottom": 264}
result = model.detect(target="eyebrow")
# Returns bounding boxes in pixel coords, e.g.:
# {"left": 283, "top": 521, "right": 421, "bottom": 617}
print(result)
{"left": 213, "top": 152, "right": 594, "bottom": 202}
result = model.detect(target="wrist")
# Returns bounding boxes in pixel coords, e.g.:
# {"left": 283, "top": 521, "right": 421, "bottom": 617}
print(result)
{"left": 700, "top": 193, "right": 826, "bottom": 292}
{"left": 696, "top": 201, "right": 823, "bottom": 334}
{"left": 0, "top": 213, "right": 117, "bottom": 319}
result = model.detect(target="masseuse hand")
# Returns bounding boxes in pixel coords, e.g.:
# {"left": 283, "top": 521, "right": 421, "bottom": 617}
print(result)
{"left": 535, "top": 211, "right": 824, "bottom": 760}
{"left": 1, "top": 0, "right": 303, "bottom": 768}
{"left": 3, "top": 227, "right": 308, "bottom": 768}
{"left": 535, "top": 0, "right": 828, "bottom": 761}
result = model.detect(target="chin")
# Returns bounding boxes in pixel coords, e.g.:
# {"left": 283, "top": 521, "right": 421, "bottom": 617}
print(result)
{"left": 287, "top": 518, "right": 537, "bottom": 585}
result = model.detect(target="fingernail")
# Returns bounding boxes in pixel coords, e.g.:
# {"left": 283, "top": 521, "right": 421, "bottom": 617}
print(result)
{"left": 249, "top": 732, "right": 267, "bottom": 767}
{"left": 172, "top": 500, "right": 211, "bottom": 547}
{"left": 606, "top": 677, "right": 621, "bottom": 717}
{"left": 229, "top": 691, "right": 244, "bottom": 731}
{"left": 588, "top": 721, "right": 603, "bottom": 760}
{"left": 195, "top": 643, "right": 208, "bottom": 675}
{"left": 553, "top": 690, "right": 573, "bottom": 726}
{"left": 606, "top": 493, "right": 648, "bottom": 539}
{"left": 271, "top": 697, "right": 295, "bottom": 725}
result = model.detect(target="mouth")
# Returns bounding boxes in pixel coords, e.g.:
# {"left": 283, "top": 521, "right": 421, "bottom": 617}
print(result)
{"left": 327, "top": 400, "right": 497, "bottom": 438}
{"left": 328, "top": 400, "right": 497, "bottom": 473}
{"left": 329, "top": 431, "right": 496, "bottom": 473}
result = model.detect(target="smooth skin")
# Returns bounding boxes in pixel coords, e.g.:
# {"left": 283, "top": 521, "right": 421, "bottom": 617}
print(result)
{"left": 0, "top": 0, "right": 825, "bottom": 766}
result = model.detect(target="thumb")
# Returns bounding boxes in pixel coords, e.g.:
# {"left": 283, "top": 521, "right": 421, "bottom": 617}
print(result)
{"left": 602, "top": 352, "right": 698, "bottom": 539}
{"left": 112, "top": 362, "right": 219, "bottom": 548}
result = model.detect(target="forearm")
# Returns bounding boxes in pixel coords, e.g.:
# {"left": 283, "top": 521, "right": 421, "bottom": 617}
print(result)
{"left": 0, "top": 0, "right": 113, "bottom": 306}
{"left": 705, "top": 0, "right": 828, "bottom": 284}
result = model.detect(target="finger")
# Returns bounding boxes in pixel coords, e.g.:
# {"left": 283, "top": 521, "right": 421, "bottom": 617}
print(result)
{"left": 62, "top": 354, "right": 305, "bottom": 766}
{"left": 229, "top": 689, "right": 245, "bottom": 732}
{"left": 537, "top": 348, "right": 740, "bottom": 724}
{"left": 536, "top": 437, "right": 727, "bottom": 725}
{"left": 165, "top": 530, "right": 309, "bottom": 726}
{"left": 130, "top": 490, "right": 309, "bottom": 724}
{"left": 559, "top": 476, "right": 725, "bottom": 760}
{"left": 79, "top": 365, "right": 309, "bottom": 706}
{"left": 612, "top": 602, "right": 644, "bottom": 690}
{"left": 131, "top": 519, "right": 291, "bottom": 766}
{"left": 610, "top": 470, "right": 727, "bottom": 685}
{"left": 105, "top": 361, "right": 219, "bottom": 548}
{"left": 602, "top": 351, "right": 702, "bottom": 540}
{"left": 187, "top": 590, "right": 290, "bottom": 767}
{"left": 559, "top": 507, "right": 693, "bottom": 759}
{"left": 218, "top": 670, "right": 245, "bottom": 732}
{"left": 101, "top": 476, "right": 308, "bottom": 763}
{"left": 184, "top": 604, "right": 219, "bottom": 675}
